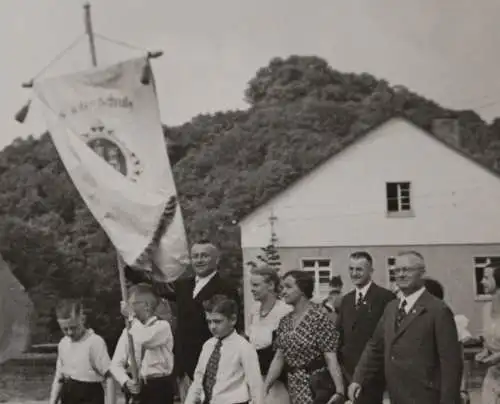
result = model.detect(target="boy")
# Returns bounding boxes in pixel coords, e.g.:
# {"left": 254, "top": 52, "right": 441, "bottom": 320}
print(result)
{"left": 185, "top": 294, "right": 263, "bottom": 404}
{"left": 110, "top": 283, "right": 175, "bottom": 404}
{"left": 49, "top": 299, "right": 115, "bottom": 404}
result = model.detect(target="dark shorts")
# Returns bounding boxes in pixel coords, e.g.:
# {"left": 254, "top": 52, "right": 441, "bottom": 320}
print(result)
{"left": 60, "top": 378, "right": 104, "bottom": 404}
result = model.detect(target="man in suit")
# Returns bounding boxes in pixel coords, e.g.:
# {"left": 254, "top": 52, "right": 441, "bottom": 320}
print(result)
{"left": 348, "top": 250, "right": 463, "bottom": 404}
{"left": 156, "top": 240, "right": 239, "bottom": 400}
{"left": 336, "top": 251, "right": 395, "bottom": 404}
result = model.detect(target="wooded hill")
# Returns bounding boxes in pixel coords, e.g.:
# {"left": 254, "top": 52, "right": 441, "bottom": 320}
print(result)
{"left": 2, "top": 55, "right": 499, "bottom": 346}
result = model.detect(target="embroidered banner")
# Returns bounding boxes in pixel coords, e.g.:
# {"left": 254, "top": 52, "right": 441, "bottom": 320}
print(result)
{"left": 34, "top": 57, "right": 188, "bottom": 282}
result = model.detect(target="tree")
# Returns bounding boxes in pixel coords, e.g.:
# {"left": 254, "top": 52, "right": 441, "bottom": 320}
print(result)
{"left": 1, "top": 54, "right": 498, "bottom": 343}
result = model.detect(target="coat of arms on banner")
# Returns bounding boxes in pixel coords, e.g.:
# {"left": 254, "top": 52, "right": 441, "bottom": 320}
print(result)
{"left": 81, "top": 120, "right": 144, "bottom": 182}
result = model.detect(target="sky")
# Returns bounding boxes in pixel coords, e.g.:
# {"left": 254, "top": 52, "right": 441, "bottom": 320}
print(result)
{"left": 1, "top": 0, "right": 500, "bottom": 150}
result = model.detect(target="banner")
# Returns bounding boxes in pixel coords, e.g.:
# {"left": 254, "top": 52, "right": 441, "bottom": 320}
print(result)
{"left": 0, "top": 254, "right": 33, "bottom": 364}
{"left": 33, "top": 57, "right": 188, "bottom": 282}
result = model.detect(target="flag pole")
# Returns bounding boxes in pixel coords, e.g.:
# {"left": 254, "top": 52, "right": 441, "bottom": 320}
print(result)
{"left": 82, "top": 1, "right": 140, "bottom": 386}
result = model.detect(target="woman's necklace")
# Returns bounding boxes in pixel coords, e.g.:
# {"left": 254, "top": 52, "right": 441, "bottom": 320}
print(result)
{"left": 259, "top": 298, "right": 277, "bottom": 318}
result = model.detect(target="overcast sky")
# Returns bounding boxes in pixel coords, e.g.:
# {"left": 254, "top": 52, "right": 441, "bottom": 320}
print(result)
{"left": 1, "top": 0, "right": 500, "bottom": 149}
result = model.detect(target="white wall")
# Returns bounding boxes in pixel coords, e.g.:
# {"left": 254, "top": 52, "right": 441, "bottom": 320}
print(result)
{"left": 240, "top": 118, "right": 500, "bottom": 248}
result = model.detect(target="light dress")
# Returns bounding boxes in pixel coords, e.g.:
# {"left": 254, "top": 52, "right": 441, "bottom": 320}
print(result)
{"left": 248, "top": 299, "right": 292, "bottom": 404}
{"left": 481, "top": 302, "right": 500, "bottom": 404}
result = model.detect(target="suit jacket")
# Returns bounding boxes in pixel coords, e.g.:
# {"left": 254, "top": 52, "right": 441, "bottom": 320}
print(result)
{"left": 159, "top": 272, "right": 239, "bottom": 379}
{"left": 353, "top": 290, "right": 463, "bottom": 404}
{"left": 336, "top": 283, "right": 395, "bottom": 382}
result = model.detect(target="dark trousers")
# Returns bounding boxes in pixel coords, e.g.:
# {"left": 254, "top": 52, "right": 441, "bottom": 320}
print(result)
{"left": 60, "top": 378, "right": 104, "bottom": 404}
{"left": 138, "top": 376, "right": 174, "bottom": 404}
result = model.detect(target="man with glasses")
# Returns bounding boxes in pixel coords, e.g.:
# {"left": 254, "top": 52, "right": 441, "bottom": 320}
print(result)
{"left": 348, "top": 250, "right": 463, "bottom": 404}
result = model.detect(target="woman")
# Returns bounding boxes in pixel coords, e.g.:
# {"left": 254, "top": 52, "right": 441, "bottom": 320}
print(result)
{"left": 248, "top": 265, "right": 292, "bottom": 404}
{"left": 321, "top": 276, "right": 343, "bottom": 323}
{"left": 476, "top": 265, "right": 500, "bottom": 404}
{"left": 264, "top": 270, "right": 345, "bottom": 404}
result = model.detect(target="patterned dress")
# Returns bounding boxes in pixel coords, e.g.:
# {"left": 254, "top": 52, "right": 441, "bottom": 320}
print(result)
{"left": 481, "top": 302, "right": 500, "bottom": 404}
{"left": 274, "top": 304, "right": 339, "bottom": 404}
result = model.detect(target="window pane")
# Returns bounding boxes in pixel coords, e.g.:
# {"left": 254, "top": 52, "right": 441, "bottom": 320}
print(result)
{"left": 302, "top": 260, "right": 315, "bottom": 268}
{"left": 400, "top": 182, "right": 410, "bottom": 191}
{"left": 318, "top": 270, "right": 331, "bottom": 284}
{"left": 386, "top": 183, "right": 397, "bottom": 198}
{"left": 473, "top": 256, "right": 500, "bottom": 296}
{"left": 387, "top": 198, "right": 399, "bottom": 212}
{"left": 388, "top": 268, "right": 396, "bottom": 282}
{"left": 318, "top": 259, "right": 331, "bottom": 268}
{"left": 387, "top": 257, "right": 395, "bottom": 266}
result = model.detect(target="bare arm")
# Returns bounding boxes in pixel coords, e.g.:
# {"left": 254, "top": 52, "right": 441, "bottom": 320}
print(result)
{"left": 324, "top": 351, "right": 345, "bottom": 395}
{"left": 263, "top": 349, "right": 285, "bottom": 392}
{"left": 49, "top": 356, "right": 63, "bottom": 404}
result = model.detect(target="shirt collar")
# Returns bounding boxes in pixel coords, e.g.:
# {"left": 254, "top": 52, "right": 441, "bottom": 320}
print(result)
{"left": 401, "top": 287, "right": 426, "bottom": 312}
{"left": 356, "top": 281, "right": 373, "bottom": 297}
{"left": 195, "top": 270, "right": 217, "bottom": 284}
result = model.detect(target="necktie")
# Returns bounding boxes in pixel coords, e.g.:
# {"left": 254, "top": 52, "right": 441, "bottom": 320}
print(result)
{"left": 355, "top": 292, "right": 364, "bottom": 309}
{"left": 395, "top": 299, "right": 407, "bottom": 330}
{"left": 203, "top": 338, "right": 223, "bottom": 403}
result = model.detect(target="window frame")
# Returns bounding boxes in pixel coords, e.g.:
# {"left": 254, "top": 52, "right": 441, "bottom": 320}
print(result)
{"left": 300, "top": 258, "right": 333, "bottom": 302}
{"left": 386, "top": 181, "right": 414, "bottom": 217}
{"left": 472, "top": 255, "right": 500, "bottom": 301}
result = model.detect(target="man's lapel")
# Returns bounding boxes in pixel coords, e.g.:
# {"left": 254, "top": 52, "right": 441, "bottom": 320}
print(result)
{"left": 194, "top": 272, "right": 220, "bottom": 302}
{"left": 391, "top": 291, "right": 430, "bottom": 343}
{"left": 351, "top": 283, "right": 375, "bottom": 329}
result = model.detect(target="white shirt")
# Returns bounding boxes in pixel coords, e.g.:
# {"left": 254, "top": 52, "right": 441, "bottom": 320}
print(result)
{"left": 400, "top": 287, "right": 426, "bottom": 313}
{"left": 355, "top": 281, "right": 373, "bottom": 304}
{"left": 193, "top": 271, "right": 218, "bottom": 298}
{"left": 248, "top": 300, "right": 292, "bottom": 350}
{"left": 110, "top": 316, "right": 174, "bottom": 386}
{"left": 185, "top": 331, "right": 264, "bottom": 404}
{"left": 55, "top": 329, "right": 110, "bottom": 383}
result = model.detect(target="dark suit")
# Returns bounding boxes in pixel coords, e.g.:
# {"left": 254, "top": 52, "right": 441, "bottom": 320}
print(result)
{"left": 336, "top": 283, "right": 395, "bottom": 404}
{"left": 353, "top": 290, "right": 463, "bottom": 404}
{"left": 159, "top": 272, "right": 239, "bottom": 379}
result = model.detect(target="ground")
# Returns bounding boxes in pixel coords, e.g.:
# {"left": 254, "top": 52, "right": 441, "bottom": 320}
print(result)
{"left": 0, "top": 355, "right": 486, "bottom": 403}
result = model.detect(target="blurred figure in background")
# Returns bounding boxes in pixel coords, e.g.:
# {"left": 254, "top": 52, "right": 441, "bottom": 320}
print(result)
{"left": 322, "top": 275, "right": 343, "bottom": 323}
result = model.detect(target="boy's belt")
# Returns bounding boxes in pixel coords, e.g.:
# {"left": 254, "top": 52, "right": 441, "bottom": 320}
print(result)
{"left": 141, "top": 373, "right": 170, "bottom": 383}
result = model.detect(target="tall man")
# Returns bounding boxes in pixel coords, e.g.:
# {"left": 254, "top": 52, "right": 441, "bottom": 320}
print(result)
{"left": 156, "top": 240, "right": 239, "bottom": 400}
{"left": 336, "top": 251, "right": 394, "bottom": 404}
{"left": 349, "top": 251, "right": 463, "bottom": 404}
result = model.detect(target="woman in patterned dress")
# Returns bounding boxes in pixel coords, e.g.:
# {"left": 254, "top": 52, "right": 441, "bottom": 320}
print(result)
{"left": 475, "top": 265, "right": 500, "bottom": 404}
{"left": 263, "top": 270, "right": 345, "bottom": 404}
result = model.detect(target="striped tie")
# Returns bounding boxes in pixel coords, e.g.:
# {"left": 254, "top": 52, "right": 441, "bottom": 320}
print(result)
{"left": 203, "top": 338, "right": 223, "bottom": 403}
{"left": 395, "top": 299, "right": 407, "bottom": 330}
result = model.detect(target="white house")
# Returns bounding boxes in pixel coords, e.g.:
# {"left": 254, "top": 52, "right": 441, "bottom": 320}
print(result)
{"left": 239, "top": 116, "right": 500, "bottom": 335}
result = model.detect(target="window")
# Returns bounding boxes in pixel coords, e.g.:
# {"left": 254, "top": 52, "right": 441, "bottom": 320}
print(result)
{"left": 386, "top": 256, "right": 398, "bottom": 292}
{"left": 386, "top": 182, "right": 412, "bottom": 215}
{"left": 301, "top": 258, "right": 332, "bottom": 301}
{"left": 473, "top": 256, "right": 500, "bottom": 299}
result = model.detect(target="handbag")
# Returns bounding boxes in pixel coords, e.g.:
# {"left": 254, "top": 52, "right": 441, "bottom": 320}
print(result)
{"left": 307, "top": 357, "right": 342, "bottom": 404}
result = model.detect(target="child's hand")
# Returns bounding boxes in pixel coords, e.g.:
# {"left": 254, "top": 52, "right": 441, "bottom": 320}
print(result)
{"left": 125, "top": 379, "right": 141, "bottom": 395}
{"left": 475, "top": 349, "right": 490, "bottom": 363}
{"left": 120, "top": 301, "right": 133, "bottom": 319}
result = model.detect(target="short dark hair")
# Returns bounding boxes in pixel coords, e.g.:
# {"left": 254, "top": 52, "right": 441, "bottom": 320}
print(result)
{"left": 329, "top": 275, "right": 343, "bottom": 288}
{"left": 56, "top": 299, "right": 84, "bottom": 319}
{"left": 424, "top": 278, "right": 444, "bottom": 300}
{"left": 350, "top": 251, "right": 373, "bottom": 265}
{"left": 203, "top": 294, "right": 238, "bottom": 318}
{"left": 282, "top": 270, "right": 314, "bottom": 299}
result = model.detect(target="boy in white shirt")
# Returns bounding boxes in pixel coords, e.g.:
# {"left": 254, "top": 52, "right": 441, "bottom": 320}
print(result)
{"left": 185, "top": 294, "right": 264, "bottom": 404}
{"left": 110, "top": 283, "right": 175, "bottom": 404}
{"left": 49, "top": 299, "right": 115, "bottom": 404}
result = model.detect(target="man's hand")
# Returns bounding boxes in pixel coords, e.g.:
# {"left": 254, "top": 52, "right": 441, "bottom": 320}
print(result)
{"left": 120, "top": 301, "right": 133, "bottom": 319}
{"left": 124, "top": 379, "right": 141, "bottom": 395}
{"left": 348, "top": 382, "right": 362, "bottom": 402}
{"left": 475, "top": 348, "right": 489, "bottom": 363}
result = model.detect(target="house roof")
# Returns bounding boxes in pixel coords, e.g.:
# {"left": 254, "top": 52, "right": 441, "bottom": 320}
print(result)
{"left": 239, "top": 113, "right": 500, "bottom": 225}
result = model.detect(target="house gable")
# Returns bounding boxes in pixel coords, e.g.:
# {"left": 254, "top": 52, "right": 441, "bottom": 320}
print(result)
{"left": 240, "top": 117, "right": 500, "bottom": 248}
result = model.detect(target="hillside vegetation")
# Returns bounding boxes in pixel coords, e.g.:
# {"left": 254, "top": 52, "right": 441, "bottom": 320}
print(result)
{"left": 2, "top": 55, "right": 500, "bottom": 345}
